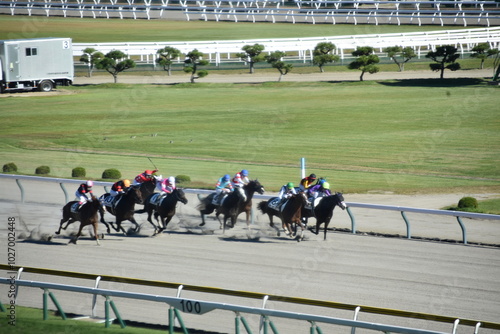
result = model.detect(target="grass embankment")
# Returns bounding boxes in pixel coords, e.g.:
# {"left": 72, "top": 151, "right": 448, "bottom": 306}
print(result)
{"left": 1, "top": 80, "right": 499, "bottom": 194}
{"left": 1, "top": 306, "right": 183, "bottom": 334}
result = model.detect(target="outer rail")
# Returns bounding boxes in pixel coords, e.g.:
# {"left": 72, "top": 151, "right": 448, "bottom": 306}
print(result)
{"left": 1, "top": 265, "right": 499, "bottom": 331}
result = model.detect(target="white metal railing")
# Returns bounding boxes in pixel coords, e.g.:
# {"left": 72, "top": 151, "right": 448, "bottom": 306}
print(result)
{"left": 0, "top": 277, "right": 458, "bottom": 334}
{"left": 70, "top": 27, "right": 500, "bottom": 65}
{"left": 1, "top": 173, "right": 499, "bottom": 245}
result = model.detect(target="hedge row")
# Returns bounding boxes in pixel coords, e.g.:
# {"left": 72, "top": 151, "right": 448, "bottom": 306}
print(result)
{"left": 2, "top": 162, "right": 192, "bottom": 184}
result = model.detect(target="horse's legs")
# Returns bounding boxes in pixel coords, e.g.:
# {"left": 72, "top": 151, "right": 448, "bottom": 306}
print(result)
{"left": 69, "top": 223, "right": 85, "bottom": 244}
{"left": 146, "top": 208, "right": 159, "bottom": 235}
{"left": 99, "top": 207, "right": 111, "bottom": 234}
{"left": 199, "top": 212, "right": 206, "bottom": 227}
{"left": 92, "top": 221, "right": 100, "bottom": 246}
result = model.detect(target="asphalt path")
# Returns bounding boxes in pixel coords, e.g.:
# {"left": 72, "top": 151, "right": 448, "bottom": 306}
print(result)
{"left": 0, "top": 179, "right": 499, "bottom": 333}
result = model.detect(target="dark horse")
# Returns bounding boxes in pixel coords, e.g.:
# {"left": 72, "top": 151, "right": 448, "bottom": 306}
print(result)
{"left": 303, "top": 192, "right": 347, "bottom": 240}
{"left": 99, "top": 186, "right": 143, "bottom": 234}
{"left": 280, "top": 192, "right": 308, "bottom": 241}
{"left": 137, "top": 179, "right": 156, "bottom": 204}
{"left": 259, "top": 192, "right": 346, "bottom": 241}
{"left": 136, "top": 189, "right": 188, "bottom": 235}
{"left": 197, "top": 180, "right": 265, "bottom": 231}
{"left": 56, "top": 196, "right": 103, "bottom": 245}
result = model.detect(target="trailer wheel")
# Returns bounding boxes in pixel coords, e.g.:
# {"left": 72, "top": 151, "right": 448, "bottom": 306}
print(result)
{"left": 38, "top": 80, "right": 54, "bottom": 92}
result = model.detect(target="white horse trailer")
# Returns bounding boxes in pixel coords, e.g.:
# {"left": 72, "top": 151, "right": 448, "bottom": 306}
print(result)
{"left": 0, "top": 37, "right": 74, "bottom": 93}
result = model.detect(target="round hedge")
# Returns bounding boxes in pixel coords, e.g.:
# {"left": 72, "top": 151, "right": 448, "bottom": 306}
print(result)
{"left": 102, "top": 168, "right": 121, "bottom": 179}
{"left": 35, "top": 165, "right": 50, "bottom": 175}
{"left": 72, "top": 167, "right": 86, "bottom": 178}
{"left": 3, "top": 162, "right": 18, "bottom": 173}
{"left": 458, "top": 196, "right": 478, "bottom": 209}
{"left": 175, "top": 174, "right": 191, "bottom": 184}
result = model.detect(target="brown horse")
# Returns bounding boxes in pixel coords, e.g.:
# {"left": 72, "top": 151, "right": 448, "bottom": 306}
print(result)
{"left": 99, "top": 186, "right": 143, "bottom": 234}
{"left": 136, "top": 188, "right": 188, "bottom": 235}
{"left": 197, "top": 180, "right": 265, "bottom": 231}
{"left": 56, "top": 196, "right": 103, "bottom": 245}
{"left": 280, "top": 192, "right": 308, "bottom": 241}
{"left": 304, "top": 192, "right": 346, "bottom": 240}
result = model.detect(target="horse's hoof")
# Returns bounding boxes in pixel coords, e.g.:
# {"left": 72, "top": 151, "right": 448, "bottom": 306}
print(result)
{"left": 199, "top": 222, "right": 205, "bottom": 227}
{"left": 55, "top": 231, "right": 60, "bottom": 235}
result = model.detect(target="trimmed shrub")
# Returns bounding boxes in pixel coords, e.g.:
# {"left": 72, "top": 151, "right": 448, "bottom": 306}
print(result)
{"left": 458, "top": 196, "right": 478, "bottom": 209}
{"left": 102, "top": 168, "right": 121, "bottom": 179}
{"left": 72, "top": 167, "right": 86, "bottom": 178}
{"left": 175, "top": 174, "right": 191, "bottom": 184}
{"left": 3, "top": 162, "right": 18, "bottom": 173}
{"left": 35, "top": 165, "right": 50, "bottom": 175}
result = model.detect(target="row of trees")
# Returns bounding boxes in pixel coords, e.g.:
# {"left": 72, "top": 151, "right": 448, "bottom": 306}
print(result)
{"left": 80, "top": 42, "right": 500, "bottom": 83}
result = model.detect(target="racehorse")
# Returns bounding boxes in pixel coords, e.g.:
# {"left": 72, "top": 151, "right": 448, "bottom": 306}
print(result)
{"left": 136, "top": 179, "right": 156, "bottom": 204}
{"left": 197, "top": 180, "right": 265, "bottom": 230}
{"left": 99, "top": 186, "right": 143, "bottom": 234}
{"left": 55, "top": 196, "right": 103, "bottom": 245}
{"left": 136, "top": 188, "right": 188, "bottom": 235}
{"left": 302, "top": 193, "right": 347, "bottom": 240}
{"left": 257, "top": 197, "right": 283, "bottom": 235}
{"left": 304, "top": 192, "right": 347, "bottom": 240}
{"left": 280, "top": 192, "right": 308, "bottom": 241}
{"left": 218, "top": 180, "right": 265, "bottom": 232}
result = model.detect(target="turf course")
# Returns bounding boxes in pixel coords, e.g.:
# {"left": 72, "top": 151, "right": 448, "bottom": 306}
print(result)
{"left": 0, "top": 16, "right": 499, "bottom": 193}
{"left": 1, "top": 79, "right": 499, "bottom": 193}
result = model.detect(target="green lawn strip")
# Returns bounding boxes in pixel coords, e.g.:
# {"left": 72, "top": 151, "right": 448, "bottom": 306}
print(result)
{"left": 442, "top": 198, "right": 500, "bottom": 215}
{"left": 1, "top": 80, "right": 499, "bottom": 193}
{"left": 0, "top": 15, "right": 473, "bottom": 43}
{"left": 0, "top": 305, "right": 185, "bottom": 334}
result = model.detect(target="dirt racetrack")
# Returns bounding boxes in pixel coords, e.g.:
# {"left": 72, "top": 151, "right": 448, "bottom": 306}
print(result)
{"left": 0, "top": 178, "right": 499, "bottom": 334}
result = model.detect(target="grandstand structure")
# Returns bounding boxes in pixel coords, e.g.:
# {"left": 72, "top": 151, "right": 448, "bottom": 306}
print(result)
{"left": 0, "top": 0, "right": 499, "bottom": 26}
{"left": 72, "top": 27, "right": 500, "bottom": 65}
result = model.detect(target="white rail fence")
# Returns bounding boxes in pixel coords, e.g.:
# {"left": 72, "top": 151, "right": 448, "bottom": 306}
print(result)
{"left": 2, "top": 265, "right": 500, "bottom": 333}
{"left": 1, "top": 0, "right": 499, "bottom": 26}
{"left": 70, "top": 27, "right": 500, "bottom": 65}
{"left": 1, "top": 174, "right": 499, "bottom": 245}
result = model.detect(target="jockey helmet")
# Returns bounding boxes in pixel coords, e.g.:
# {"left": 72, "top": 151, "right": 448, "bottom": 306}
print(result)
{"left": 123, "top": 179, "right": 131, "bottom": 188}
{"left": 86, "top": 180, "right": 94, "bottom": 187}
{"left": 322, "top": 182, "right": 330, "bottom": 190}
{"left": 168, "top": 176, "right": 175, "bottom": 183}
{"left": 241, "top": 169, "right": 248, "bottom": 176}
{"left": 287, "top": 182, "right": 294, "bottom": 189}
{"left": 145, "top": 170, "right": 153, "bottom": 176}
{"left": 309, "top": 173, "right": 317, "bottom": 180}
{"left": 224, "top": 174, "right": 230, "bottom": 181}
{"left": 318, "top": 178, "right": 326, "bottom": 186}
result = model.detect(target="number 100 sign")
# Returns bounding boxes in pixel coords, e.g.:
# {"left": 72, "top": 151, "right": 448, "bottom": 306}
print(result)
{"left": 170, "top": 299, "right": 215, "bottom": 315}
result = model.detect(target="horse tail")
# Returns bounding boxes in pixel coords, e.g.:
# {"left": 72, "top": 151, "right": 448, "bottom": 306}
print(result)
{"left": 257, "top": 201, "right": 268, "bottom": 214}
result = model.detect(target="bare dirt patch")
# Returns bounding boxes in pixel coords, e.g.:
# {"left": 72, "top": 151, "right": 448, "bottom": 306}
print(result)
{"left": 0, "top": 89, "right": 76, "bottom": 98}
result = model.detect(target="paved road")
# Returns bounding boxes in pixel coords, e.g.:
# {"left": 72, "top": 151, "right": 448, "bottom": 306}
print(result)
{"left": 0, "top": 179, "right": 499, "bottom": 333}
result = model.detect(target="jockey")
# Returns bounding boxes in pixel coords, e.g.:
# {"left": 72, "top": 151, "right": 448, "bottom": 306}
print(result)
{"left": 278, "top": 182, "right": 297, "bottom": 201}
{"left": 232, "top": 169, "right": 249, "bottom": 201}
{"left": 133, "top": 169, "right": 158, "bottom": 186}
{"left": 213, "top": 174, "right": 233, "bottom": 205}
{"left": 75, "top": 180, "right": 94, "bottom": 205}
{"left": 156, "top": 176, "right": 176, "bottom": 195}
{"left": 299, "top": 173, "right": 317, "bottom": 192}
{"left": 308, "top": 181, "right": 332, "bottom": 199}
{"left": 110, "top": 179, "right": 131, "bottom": 197}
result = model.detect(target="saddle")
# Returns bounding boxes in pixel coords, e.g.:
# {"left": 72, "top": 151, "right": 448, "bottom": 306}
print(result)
{"left": 150, "top": 193, "right": 166, "bottom": 207}
{"left": 268, "top": 198, "right": 284, "bottom": 212}
{"left": 100, "top": 194, "right": 121, "bottom": 210}
{"left": 70, "top": 202, "right": 80, "bottom": 213}
{"left": 212, "top": 193, "right": 228, "bottom": 206}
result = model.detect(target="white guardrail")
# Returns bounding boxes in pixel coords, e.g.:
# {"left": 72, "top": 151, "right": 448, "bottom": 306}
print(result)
{"left": 0, "top": 276, "right": 455, "bottom": 334}
{"left": 1, "top": 174, "right": 500, "bottom": 245}
{"left": 72, "top": 27, "right": 500, "bottom": 65}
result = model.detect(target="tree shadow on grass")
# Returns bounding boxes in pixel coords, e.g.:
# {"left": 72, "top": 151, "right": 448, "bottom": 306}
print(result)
{"left": 379, "top": 78, "right": 487, "bottom": 87}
